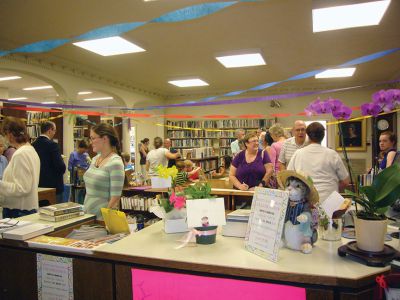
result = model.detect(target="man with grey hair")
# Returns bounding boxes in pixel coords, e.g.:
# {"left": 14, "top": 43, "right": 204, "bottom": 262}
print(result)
{"left": 278, "top": 120, "right": 308, "bottom": 170}
{"left": 164, "top": 138, "right": 179, "bottom": 167}
{"left": 230, "top": 128, "right": 245, "bottom": 157}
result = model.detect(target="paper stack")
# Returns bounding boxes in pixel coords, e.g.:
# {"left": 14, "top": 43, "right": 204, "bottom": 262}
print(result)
{"left": 222, "top": 209, "right": 251, "bottom": 238}
{"left": 2, "top": 223, "right": 54, "bottom": 240}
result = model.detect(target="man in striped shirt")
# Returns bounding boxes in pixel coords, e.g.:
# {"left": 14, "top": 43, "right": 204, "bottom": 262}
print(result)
{"left": 278, "top": 120, "right": 308, "bottom": 170}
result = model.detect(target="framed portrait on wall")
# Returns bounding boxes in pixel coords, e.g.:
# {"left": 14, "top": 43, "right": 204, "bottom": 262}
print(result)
{"left": 336, "top": 119, "right": 367, "bottom": 152}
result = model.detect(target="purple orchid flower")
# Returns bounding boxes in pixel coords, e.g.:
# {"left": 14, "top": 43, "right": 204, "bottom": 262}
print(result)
{"left": 361, "top": 102, "right": 381, "bottom": 117}
{"left": 372, "top": 90, "right": 389, "bottom": 106}
{"left": 332, "top": 105, "right": 352, "bottom": 120}
{"left": 326, "top": 98, "right": 343, "bottom": 112}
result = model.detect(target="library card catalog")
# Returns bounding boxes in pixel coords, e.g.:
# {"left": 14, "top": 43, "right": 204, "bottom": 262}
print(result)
{"left": 186, "top": 198, "right": 226, "bottom": 228}
{"left": 245, "top": 187, "right": 289, "bottom": 263}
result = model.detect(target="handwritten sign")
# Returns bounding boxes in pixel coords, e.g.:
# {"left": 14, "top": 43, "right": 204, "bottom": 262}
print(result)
{"left": 37, "top": 253, "right": 73, "bottom": 300}
{"left": 245, "top": 187, "right": 289, "bottom": 263}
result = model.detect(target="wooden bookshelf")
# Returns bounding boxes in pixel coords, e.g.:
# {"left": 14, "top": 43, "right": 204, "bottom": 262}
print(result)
{"left": 166, "top": 119, "right": 275, "bottom": 157}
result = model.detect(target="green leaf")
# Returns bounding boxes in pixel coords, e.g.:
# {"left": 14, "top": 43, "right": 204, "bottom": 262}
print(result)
{"left": 359, "top": 186, "right": 376, "bottom": 203}
{"left": 373, "top": 165, "right": 400, "bottom": 202}
{"left": 376, "top": 185, "right": 400, "bottom": 208}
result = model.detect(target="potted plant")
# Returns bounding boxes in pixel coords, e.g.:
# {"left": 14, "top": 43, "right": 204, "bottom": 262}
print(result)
{"left": 346, "top": 164, "right": 400, "bottom": 252}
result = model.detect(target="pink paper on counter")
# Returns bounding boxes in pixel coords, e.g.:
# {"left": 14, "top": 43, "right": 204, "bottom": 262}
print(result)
{"left": 132, "top": 268, "right": 305, "bottom": 300}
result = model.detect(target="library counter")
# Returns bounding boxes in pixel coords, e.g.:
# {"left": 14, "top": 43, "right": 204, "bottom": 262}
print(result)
{"left": 0, "top": 221, "right": 391, "bottom": 299}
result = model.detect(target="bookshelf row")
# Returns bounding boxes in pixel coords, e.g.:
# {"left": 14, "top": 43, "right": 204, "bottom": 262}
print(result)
{"left": 166, "top": 118, "right": 275, "bottom": 157}
{"left": 166, "top": 119, "right": 274, "bottom": 129}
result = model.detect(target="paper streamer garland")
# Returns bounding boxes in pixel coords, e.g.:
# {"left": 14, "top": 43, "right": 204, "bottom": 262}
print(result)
{"left": 0, "top": 1, "right": 257, "bottom": 57}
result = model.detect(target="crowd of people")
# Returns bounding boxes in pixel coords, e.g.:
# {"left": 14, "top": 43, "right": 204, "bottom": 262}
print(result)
{"left": 0, "top": 116, "right": 397, "bottom": 220}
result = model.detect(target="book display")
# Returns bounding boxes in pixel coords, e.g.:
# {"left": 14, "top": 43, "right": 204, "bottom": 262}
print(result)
{"left": 166, "top": 119, "right": 275, "bottom": 157}
{"left": 39, "top": 202, "right": 84, "bottom": 219}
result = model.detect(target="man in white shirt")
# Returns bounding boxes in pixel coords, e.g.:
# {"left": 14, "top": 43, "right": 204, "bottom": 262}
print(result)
{"left": 278, "top": 120, "right": 308, "bottom": 170}
{"left": 287, "top": 122, "right": 350, "bottom": 203}
{"left": 230, "top": 129, "right": 245, "bottom": 158}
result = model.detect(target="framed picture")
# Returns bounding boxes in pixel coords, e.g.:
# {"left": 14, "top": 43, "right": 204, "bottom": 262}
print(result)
{"left": 336, "top": 119, "right": 367, "bottom": 152}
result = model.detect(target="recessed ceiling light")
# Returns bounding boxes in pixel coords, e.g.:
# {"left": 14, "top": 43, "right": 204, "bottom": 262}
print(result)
{"left": 78, "top": 91, "right": 92, "bottom": 95}
{"left": 315, "top": 67, "right": 356, "bottom": 78}
{"left": 215, "top": 53, "right": 266, "bottom": 68}
{"left": 23, "top": 85, "right": 53, "bottom": 91}
{"left": 83, "top": 96, "right": 114, "bottom": 101}
{"left": 312, "top": 0, "right": 391, "bottom": 32}
{"left": 42, "top": 101, "right": 57, "bottom": 104}
{"left": 73, "top": 36, "right": 145, "bottom": 56}
{"left": 0, "top": 76, "right": 21, "bottom": 81}
{"left": 168, "top": 79, "right": 209, "bottom": 87}
{"left": 8, "top": 97, "right": 27, "bottom": 101}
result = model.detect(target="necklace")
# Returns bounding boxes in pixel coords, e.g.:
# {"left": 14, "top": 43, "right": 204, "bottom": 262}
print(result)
{"left": 95, "top": 152, "right": 113, "bottom": 168}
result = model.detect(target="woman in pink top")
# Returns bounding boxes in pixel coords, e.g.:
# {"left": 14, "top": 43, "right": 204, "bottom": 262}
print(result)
{"left": 268, "top": 124, "right": 286, "bottom": 173}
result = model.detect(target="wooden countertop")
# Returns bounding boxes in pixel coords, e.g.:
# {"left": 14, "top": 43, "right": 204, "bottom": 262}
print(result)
{"left": 95, "top": 221, "right": 391, "bottom": 288}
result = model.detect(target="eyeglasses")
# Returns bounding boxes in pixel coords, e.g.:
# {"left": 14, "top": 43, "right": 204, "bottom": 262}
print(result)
{"left": 247, "top": 139, "right": 259, "bottom": 143}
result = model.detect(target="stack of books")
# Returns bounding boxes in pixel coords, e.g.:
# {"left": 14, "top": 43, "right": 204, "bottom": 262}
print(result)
{"left": 39, "top": 202, "right": 84, "bottom": 222}
{"left": 222, "top": 209, "right": 251, "bottom": 238}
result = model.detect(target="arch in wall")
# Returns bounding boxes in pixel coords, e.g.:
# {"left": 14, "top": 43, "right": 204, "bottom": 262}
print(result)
{"left": 0, "top": 67, "right": 68, "bottom": 101}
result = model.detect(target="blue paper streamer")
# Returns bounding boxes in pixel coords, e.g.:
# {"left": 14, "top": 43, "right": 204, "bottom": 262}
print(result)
{"left": 189, "top": 47, "right": 400, "bottom": 104}
{"left": 0, "top": 1, "right": 254, "bottom": 56}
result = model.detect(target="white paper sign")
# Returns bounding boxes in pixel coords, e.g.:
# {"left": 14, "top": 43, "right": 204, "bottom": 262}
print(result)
{"left": 186, "top": 198, "right": 226, "bottom": 227}
{"left": 245, "top": 187, "right": 289, "bottom": 263}
{"left": 151, "top": 177, "right": 172, "bottom": 188}
{"left": 37, "top": 253, "right": 73, "bottom": 300}
{"left": 321, "top": 191, "right": 345, "bottom": 218}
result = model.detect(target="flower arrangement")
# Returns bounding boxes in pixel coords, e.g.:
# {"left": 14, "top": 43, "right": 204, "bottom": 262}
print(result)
{"left": 155, "top": 165, "right": 213, "bottom": 214}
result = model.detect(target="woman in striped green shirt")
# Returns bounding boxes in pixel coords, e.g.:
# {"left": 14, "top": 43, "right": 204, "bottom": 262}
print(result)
{"left": 84, "top": 123, "right": 125, "bottom": 220}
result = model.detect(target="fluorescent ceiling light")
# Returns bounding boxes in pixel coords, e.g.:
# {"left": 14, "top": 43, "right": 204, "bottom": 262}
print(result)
{"left": 0, "top": 76, "right": 21, "bottom": 81}
{"left": 73, "top": 36, "right": 145, "bottom": 56}
{"left": 312, "top": 0, "right": 391, "bottom": 32}
{"left": 8, "top": 97, "right": 27, "bottom": 101}
{"left": 83, "top": 96, "right": 113, "bottom": 101}
{"left": 168, "top": 79, "right": 209, "bottom": 87}
{"left": 23, "top": 85, "right": 53, "bottom": 91}
{"left": 216, "top": 53, "right": 266, "bottom": 68}
{"left": 315, "top": 67, "right": 356, "bottom": 78}
{"left": 78, "top": 91, "right": 92, "bottom": 95}
{"left": 42, "top": 101, "right": 56, "bottom": 104}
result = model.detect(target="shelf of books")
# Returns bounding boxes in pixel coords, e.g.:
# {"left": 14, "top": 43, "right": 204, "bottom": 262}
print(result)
{"left": 166, "top": 118, "right": 275, "bottom": 157}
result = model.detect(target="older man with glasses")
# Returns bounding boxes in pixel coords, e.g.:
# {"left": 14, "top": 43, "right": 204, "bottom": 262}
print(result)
{"left": 278, "top": 120, "right": 308, "bottom": 171}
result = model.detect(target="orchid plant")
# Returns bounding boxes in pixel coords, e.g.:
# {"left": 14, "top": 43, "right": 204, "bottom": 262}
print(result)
{"left": 360, "top": 89, "right": 400, "bottom": 117}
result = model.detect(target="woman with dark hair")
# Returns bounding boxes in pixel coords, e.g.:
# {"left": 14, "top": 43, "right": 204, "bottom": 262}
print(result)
{"left": 139, "top": 138, "right": 150, "bottom": 177}
{"left": 83, "top": 123, "right": 125, "bottom": 219}
{"left": 229, "top": 132, "right": 273, "bottom": 190}
{"left": 68, "top": 139, "right": 90, "bottom": 175}
{"left": 379, "top": 131, "right": 397, "bottom": 170}
{"left": 0, "top": 117, "right": 40, "bottom": 218}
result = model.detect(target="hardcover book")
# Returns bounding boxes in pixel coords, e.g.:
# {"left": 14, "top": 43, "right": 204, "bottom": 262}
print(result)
{"left": 39, "top": 211, "right": 85, "bottom": 222}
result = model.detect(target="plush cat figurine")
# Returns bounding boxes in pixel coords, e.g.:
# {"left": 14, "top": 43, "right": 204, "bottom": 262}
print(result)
{"left": 278, "top": 171, "right": 319, "bottom": 254}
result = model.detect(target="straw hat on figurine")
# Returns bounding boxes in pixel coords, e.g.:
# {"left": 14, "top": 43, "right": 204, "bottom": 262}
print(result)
{"left": 277, "top": 170, "right": 319, "bottom": 205}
